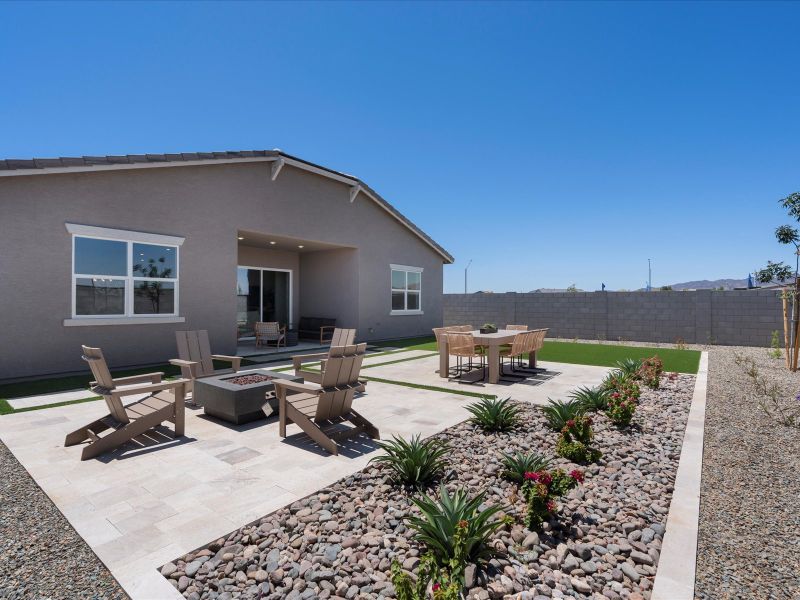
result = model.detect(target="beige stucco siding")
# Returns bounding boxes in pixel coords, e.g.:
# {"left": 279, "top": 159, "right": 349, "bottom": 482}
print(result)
{"left": 0, "top": 160, "right": 446, "bottom": 379}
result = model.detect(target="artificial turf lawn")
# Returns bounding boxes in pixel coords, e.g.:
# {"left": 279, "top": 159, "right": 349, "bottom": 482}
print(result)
{"left": 373, "top": 337, "right": 701, "bottom": 373}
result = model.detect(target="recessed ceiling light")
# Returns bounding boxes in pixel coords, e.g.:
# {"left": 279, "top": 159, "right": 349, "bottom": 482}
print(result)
{"left": 237, "top": 236, "right": 244, "bottom": 240}
{"left": 298, "top": 245, "right": 304, "bottom": 249}
{"left": 269, "top": 241, "right": 277, "bottom": 245}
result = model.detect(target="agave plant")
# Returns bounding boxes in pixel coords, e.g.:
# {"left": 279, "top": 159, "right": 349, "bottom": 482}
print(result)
{"left": 569, "top": 386, "right": 611, "bottom": 412}
{"left": 541, "top": 398, "right": 584, "bottom": 431}
{"left": 406, "top": 484, "right": 505, "bottom": 566}
{"left": 370, "top": 434, "right": 450, "bottom": 487}
{"left": 465, "top": 397, "right": 521, "bottom": 432}
{"left": 500, "top": 451, "right": 552, "bottom": 483}
{"left": 615, "top": 357, "right": 643, "bottom": 378}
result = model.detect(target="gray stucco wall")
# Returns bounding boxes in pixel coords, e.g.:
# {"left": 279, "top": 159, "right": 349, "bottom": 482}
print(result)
{"left": 444, "top": 290, "right": 784, "bottom": 347}
{"left": 0, "top": 161, "right": 446, "bottom": 379}
{"left": 299, "top": 248, "right": 360, "bottom": 330}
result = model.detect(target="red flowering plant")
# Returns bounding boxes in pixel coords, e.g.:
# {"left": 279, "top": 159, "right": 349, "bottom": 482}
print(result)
{"left": 668, "top": 371, "right": 679, "bottom": 383}
{"left": 556, "top": 415, "right": 602, "bottom": 463}
{"left": 637, "top": 355, "right": 664, "bottom": 389}
{"left": 606, "top": 392, "right": 637, "bottom": 426}
{"left": 521, "top": 468, "right": 584, "bottom": 529}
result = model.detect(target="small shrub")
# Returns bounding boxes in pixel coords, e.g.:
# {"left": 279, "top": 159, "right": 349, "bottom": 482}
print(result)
{"left": 637, "top": 355, "right": 664, "bottom": 389}
{"left": 370, "top": 434, "right": 449, "bottom": 487}
{"left": 521, "top": 468, "right": 584, "bottom": 529}
{"left": 614, "top": 358, "right": 643, "bottom": 378}
{"left": 769, "top": 330, "right": 783, "bottom": 359}
{"left": 500, "top": 451, "right": 552, "bottom": 483}
{"left": 667, "top": 371, "right": 679, "bottom": 383}
{"left": 405, "top": 484, "right": 505, "bottom": 567}
{"left": 391, "top": 538, "right": 463, "bottom": 600}
{"left": 606, "top": 392, "right": 637, "bottom": 426}
{"left": 466, "top": 397, "right": 521, "bottom": 432}
{"left": 556, "top": 415, "right": 601, "bottom": 463}
{"left": 541, "top": 398, "right": 584, "bottom": 431}
{"left": 569, "top": 386, "right": 610, "bottom": 412}
{"left": 603, "top": 371, "right": 642, "bottom": 400}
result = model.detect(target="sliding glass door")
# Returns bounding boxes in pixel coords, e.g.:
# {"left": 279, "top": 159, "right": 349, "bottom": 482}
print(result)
{"left": 236, "top": 267, "right": 291, "bottom": 339}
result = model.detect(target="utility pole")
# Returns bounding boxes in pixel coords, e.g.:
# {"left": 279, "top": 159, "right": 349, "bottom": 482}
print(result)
{"left": 648, "top": 258, "right": 652, "bottom": 291}
{"left": 464, "top": 259, "right": 473, "bottom": 294}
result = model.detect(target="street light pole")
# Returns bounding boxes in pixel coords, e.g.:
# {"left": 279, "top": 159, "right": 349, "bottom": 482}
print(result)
{"left": 465, "top": 259, "right": 473, "bottom": 294}
{"left": 648, "top": 258, "right": 652, "bottom": 291}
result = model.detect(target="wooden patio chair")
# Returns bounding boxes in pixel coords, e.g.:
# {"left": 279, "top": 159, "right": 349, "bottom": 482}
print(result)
{"left": 255, "top": 321, "right": 286, "bottom": 349}
{"left": 505, "top": 324, "right": 528, "bottom": 331}
{"left": 273, "top": 343, "right": 378, "bottom": 455}
{"left": 64, "top": 346, "right": 189, "bottom": 461}
{"left": 170, "top": 330, "right": 242, "bottom": 395}
{"left": 292, "top": 329, "right": 360, "bottom": 387}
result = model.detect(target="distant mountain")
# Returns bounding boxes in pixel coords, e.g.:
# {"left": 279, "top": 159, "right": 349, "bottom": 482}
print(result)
{"left": 658, "top": 278, "right": 748, "bottom": 291}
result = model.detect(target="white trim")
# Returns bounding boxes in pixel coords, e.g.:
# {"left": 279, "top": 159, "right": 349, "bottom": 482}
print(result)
{"left": 237, "top": 265, "right": 293, "bottom": 328}
{"left": 349, "top": 185, "right": 361, "bottom": 203}
{"left": 390, "top": 265, "right": 423, "bottom": 315}
{"left": 66, "top": 223, "right": 185, "bottom": 246}
{"left": 71, "top": 232, "right": 180, "bottom": 319}
{"left": 63, "top": 317, "right": 185, "bottom": 326}
{"left": 390, "top": 264, "right": 424, "bottom": 273}
{"left": 270, "top": 157, "right": 285, "bottom": 181}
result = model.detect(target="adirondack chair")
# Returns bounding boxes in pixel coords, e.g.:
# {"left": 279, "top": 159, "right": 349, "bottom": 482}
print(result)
{"left": 64, "top": 346, "right": 189, "bottom": 460}
{"left": 273, "top": 343, "right": 378, "bottom": 455}
{"left": 292, "top": 328, "right": 357, "bottom": 384}
{"left": 169, "top": 330, "right": 242, "bottom": 395}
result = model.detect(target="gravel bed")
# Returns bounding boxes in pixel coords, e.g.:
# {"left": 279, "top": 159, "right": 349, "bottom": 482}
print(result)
{"left": 695, "top": 346, "right": 800, "bottom": 600}
{"left": 164, "top": 374, "right": 694, "bottom": 600}
{"left": 0, "top": 440, "right": 128, "bottom": 600}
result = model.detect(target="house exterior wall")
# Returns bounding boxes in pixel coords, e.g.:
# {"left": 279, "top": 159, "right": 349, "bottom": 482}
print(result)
{"left": 298, "top": 248, "right": 360, "bottom": 330}
{"left": 0, "top": 161, "right": 446, "bottom": 379}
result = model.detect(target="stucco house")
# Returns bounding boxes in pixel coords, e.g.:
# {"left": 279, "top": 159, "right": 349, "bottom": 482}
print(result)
{"left": 0, "top": 150, "right": 453, "bottom": 380}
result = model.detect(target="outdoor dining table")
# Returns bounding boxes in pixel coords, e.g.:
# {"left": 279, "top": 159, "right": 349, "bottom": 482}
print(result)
{"left": 438, "top": 329, "right": 536, "bottom": 385}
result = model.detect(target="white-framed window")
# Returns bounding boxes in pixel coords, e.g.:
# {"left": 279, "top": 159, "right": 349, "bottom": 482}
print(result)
{"left": 390, "top": 264, "right": 423, "bottom": 315}
{"left": 67, "top": 224, "right": 183, "bottom": 320}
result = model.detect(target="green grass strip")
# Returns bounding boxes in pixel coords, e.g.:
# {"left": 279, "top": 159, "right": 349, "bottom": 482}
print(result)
{"left": 360, "top": 375, "right": 496, "bottom": 399}
{"left": 537, "top": 341, "right": 700, "bottom": 373}
{"left": 362, "top": 352, "right": 439, "bottom": 370}
{"left": 0, "top": 395, "right": 103, "bottom": 416}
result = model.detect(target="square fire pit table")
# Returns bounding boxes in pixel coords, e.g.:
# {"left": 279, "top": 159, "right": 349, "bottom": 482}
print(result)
{"left": 193, "top": 369, "right": 304, "bottom": 425}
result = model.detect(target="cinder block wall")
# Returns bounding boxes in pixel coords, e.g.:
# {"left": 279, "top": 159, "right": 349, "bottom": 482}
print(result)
{"left": 443, "top": 290, "right": 784, "bottom": 347}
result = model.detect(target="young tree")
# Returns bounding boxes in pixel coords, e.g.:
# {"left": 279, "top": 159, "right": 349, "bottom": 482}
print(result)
{"left": 756, "top": 192, "right": 800, "bottom": 370}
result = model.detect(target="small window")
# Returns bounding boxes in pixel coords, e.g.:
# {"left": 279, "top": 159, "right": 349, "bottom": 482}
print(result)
{"left": 72, "top": 234, "right": 179, "bottom": 318}
{"left": 390, "top": 265, "right": 423, "bottom": 315}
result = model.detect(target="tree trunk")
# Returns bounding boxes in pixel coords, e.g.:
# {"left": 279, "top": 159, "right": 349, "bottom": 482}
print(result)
{"left": 793, "top": 278, "right": 800, "bottom": 371}
{"left": 783, "top": 293, "right": 791, "bottom": 369}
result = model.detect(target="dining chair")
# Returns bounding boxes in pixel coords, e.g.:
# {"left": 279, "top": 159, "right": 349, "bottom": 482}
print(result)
{"left": 506, "top": 324, "right": 528, "bottom": 331}
{"left": 500, "top": 330, "right": 531, "bottom": 375}
{"left": 447, "top": 331, "right": 486, "bottom": 382}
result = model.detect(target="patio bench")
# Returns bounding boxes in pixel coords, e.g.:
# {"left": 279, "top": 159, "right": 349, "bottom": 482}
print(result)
{"left": 297, "top": 317, "right": 337, "bottom": 344}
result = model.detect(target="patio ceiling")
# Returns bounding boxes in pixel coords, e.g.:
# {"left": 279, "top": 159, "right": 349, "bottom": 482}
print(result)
{"left": 236, "top": 231, "right": 355, "bottom": 253}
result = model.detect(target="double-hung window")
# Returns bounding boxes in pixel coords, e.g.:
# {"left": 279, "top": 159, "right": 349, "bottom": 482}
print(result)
{"left": 390, "top": 264, "right": 423, "bottom": 315}
{"left": 69, "top": 224, "right": 182, "bottom": 319}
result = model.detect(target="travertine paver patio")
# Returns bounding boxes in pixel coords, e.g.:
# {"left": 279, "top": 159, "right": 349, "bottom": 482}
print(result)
{"left": 364, "top": 354, "right": 610, "bottom": 404}
{"left": 0, "top": 357, "right": 610, "bottom": 600}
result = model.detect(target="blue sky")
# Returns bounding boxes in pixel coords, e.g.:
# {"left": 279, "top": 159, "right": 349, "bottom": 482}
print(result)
{"left": 1, "top": 1, "right": 798, "bottom": 292}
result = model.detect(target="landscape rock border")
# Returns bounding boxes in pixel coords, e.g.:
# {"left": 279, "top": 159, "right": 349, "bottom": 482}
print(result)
{"left": 163, "top": 373, "right": 697, "bottom": 600}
